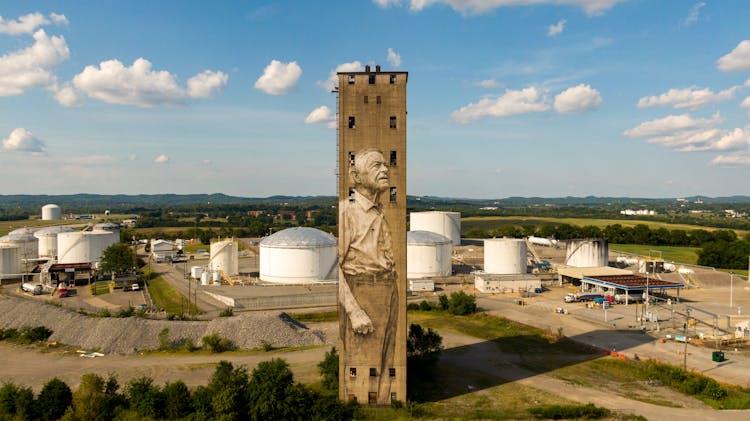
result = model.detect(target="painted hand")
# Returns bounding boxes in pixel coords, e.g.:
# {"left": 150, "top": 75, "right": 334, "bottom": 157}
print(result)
{"left": 350, "top": 308, "right": 374, "bottom": 335}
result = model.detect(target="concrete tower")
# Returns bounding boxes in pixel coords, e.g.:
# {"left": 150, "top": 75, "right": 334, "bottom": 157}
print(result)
{"left": 336, "top": 65, "right": 407, "bottom": 404}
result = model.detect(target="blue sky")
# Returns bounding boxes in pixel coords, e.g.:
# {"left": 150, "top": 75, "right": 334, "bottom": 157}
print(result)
{"left": 2, "top": 0, "right": 750, "bottom": 198}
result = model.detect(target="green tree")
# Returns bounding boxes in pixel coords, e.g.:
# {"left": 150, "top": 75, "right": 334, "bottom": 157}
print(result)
{"left": 317, "top": 347, "right": 339, "bottom": 392}
{"left": 0, "top": 382, "right": 36, "bottom": 420}
{"left": 163, "top": 381, "right": 192, "bottom": 420}
{"left": 207, "top": 361, "right": 249, "bottom": 420}
{"left": 70, "top": 374, "right": 106, "bottom": 421}
{"left": 246, "top": 359, "right": 295, "bottom": 421}
{"left": 125, "top": 377, "right": 163, "bottom": 419}
{"left": 38, "top": 377, "right": 72, "bottom": 421}
{"left": 445, "top": 291, "right": 477, "bottom": 315}
{"left": 100, "top": 243, "right": 136, "bottom": 275}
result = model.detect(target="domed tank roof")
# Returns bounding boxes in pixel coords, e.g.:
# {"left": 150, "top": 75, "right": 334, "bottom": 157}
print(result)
{"left": 42, "top": 204, "right": 60, "bottom": 209}
{"left": 93, "top": 222, "right": 120, "bottom": 231}
{"left": 5, "top": 228, "right": 37, "bottom": 242}
{"left": 34, "top": 226, "right": 75, "bottom": 237}
{"left": 8, "top": 227, "right": 35, "bottom": 237}
{"left": 260, "top": 227, "right": 336, "bottom": 249}
{"left": 407, "top": 230, "right": 452, "bottom": 245}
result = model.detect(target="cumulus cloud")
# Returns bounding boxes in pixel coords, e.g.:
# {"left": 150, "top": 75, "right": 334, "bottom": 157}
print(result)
{"left": 476, "top": 79, "right": 501, "bottom": 89}
{"left": 548, "top": 19, "right": 566, "bottom": 37}
{"left": 154, "top": 154, "right": 169, "bottom": 164}
{"left": 553, "top": 84, "right": 602, "bottom": 114}
{"left": 67, "top": 58, "right": 228, "bottom": 107}
{"left": 49, "top": 13, "right": 68, "bottom": 26}
{"left": 451, "top": 87, "right": 549, "bottom": 123}
{"left": 254, "top": 60, "right": 302, "bottom": 95}
{"left": 0, "top": 12, "right": 63, "bottom": 35}
{"left": 624, "top": 113, "right": 721, "bottom": 138}
{"left": 682, "top": 2, "right": 706, "bottom": 27}
{"left": 319, "top": 61, "right": 365, "bottom": 91}
{"left": 0, "top": 29, "right": 70, "bottom": 96}
{"left": 52, "top": 83, "right": 83, "bottom": 107}
{"left": 377, "top": 0, "right": 623, "bottom": 16}
{"left": 717, "top": 40, "right": 750, "bottom": 71}
{"left": 637, "top": 86, "right": 738, "bottom": 110}
{"left": 305, "top": 105, "right": 335, "bottom": 124}
{"left": 2, "top": 128, "right": 46, "bottom": 153}
{"left": 710, "top": 152, "right": 750, "bottom": 166}
{"left": 387, "top": 48, "right": 402, "bottom": 67}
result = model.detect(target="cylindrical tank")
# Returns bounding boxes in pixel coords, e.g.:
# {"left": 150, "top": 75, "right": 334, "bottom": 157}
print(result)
{"left": 93, "top": 222, "right": 120, "bottom": 238}
{"left": 565, "top": 239, "right": 608, "bottom": 267}
{"left": 259, "top": 227, "right": 337, "bottom": 284}
{"left": 407, "top": 231, "right": 452, "bottom": 279}
{"left": 41, "top": 204, "right": 61, "bottom": 220}
{"left": 34, "top": 226, "right": 75, "bottom": 258}
{"left": 212, "top": 270, "right": 221, "bottom": 283}
{"left": 209, "top": 239, "right": 238, "bottom": 276}
{"left": 527, "top": 236, "right": 558, "bottom": 248}
{"left": 484, "top": 238, "right": 528, "bottom": 274}
{"left": 57, "top": 230, "right": 119, "bottom": 264}
{"left": 190, "top": 266, "right": 203, "bottom": 279}
{"left": 0, "top": 245, "right": 20, "bottom": 280}
{"left": 200, "top": 271, "right": 210, "bottom": 286}
{"left": 0, "top": 231, "right": 39, "bottom": 271}
{"left": 410, "top": 211, "right": 461, "bottom": 246}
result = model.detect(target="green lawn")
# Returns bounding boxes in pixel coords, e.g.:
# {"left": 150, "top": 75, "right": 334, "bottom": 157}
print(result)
{"left": 91, "top": 281, "right": 110, "bottom": 295}
{"left": 147, "top": 276, "right": 201, "bottom": 316}
{"left": 610, "top": 244, "right": 700, "bottom": 264}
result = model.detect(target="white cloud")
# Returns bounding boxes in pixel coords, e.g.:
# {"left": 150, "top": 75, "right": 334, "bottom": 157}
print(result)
{"left": 0, "top": 12, "right": 48, "bottom": 35}
{"left": 451, "top": 87, "right": 549, "bottom": 123}
{"left": 386, "top": 0, "right": 623, "bottom": 16}
{"left": 476, "top": 79, "right": 501, "bottom": 89}
{"left": 548, "top": 19, "right": 566, "bottom": 37}
{"left": 553, "top": 84, "right": 602, "bottom": 114}
{"left": 154, "top": 154, "right": 169, "bottom": 164}
{"left": 70, "top": 58, "right": 227, "bottom": 107}
{"left": 682, "top": 2, "right": 706, "bottom": 27}
{"left": 305, "top": 105, "right": 335, "bottom": 124}
{"left": 187, "top": 70, "right": 228, "bottom": 98}
{"left": 128, "top": 154, "right": 137, "bottom": 161}
{"left": 637, "top": 86, "right": 737, "bottom": 110}
{"left": 52, "top": 83, "right": 83, "bottom": 107}
{"left": 0, "top": 29, "right": 70, "bottom": 96}
{"left": 717, "top": 40, "right": 750, "bottom": 71}
{"left": 387, "top": 48, "right": 402, "bottom": 67}
{"left": 710, "top": 152, "right": 750, "bottom": 166}
{"left": 624, "top": 113, "right": 721, "bottom": 138}
{"left": 49, "top": 13, "right": 68, "bottom": 26}
{"left": 254, "top": 60, "right": 302, "bottom": 95}
{"left": 2, "top": 128, "right": 46, "bottom": 153}
{"left": 68, "top": 155, "right": 113, "bottom": 165}
{"left": 320, "top": 61, "right": 365, "bottom": 91}
{"left": 741, "top": 96, "right": 750, "bottom": 111}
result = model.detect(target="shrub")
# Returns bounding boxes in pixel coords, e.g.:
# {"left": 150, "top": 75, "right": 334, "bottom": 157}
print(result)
{"left": 219, "top": 307, "right": 234, "bottom": 317}
{"left": 406, "top": 302, "right": 420, "bottom": 311}
{"left": 527, "top": 403, "right": 611, "bottom": 419}
{"left": 318, "top": 347, "right": 339, "bottom": 392}
{"left": 158, "top": 328, "right": 171, "bottom": 351}
{"left": 38, "top": 378, "right": 72, "bottom": 421}
{"left": 418, "top": 300, "right": 433, "bottom": 311}
{"left": 117, "top": 306, "right": 135, "bottom": 318}
{"left": 202, "top": 333, "right": 234, "bottom": 353}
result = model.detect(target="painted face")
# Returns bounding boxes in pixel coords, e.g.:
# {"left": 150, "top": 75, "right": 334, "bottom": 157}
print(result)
{"left": 358, "top": 151, "right": 389, "bottom": 192}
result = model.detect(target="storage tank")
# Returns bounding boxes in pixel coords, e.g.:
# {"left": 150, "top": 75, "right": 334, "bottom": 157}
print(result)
{"left": 0, "top": 231, "right": 39, "bottom": 271}
{"left": 407, "top": 231, "right": 452, "bottom": 279}
{"left": 57, "top": 230, "right": 119, "bottom": 264}
{"left": 259, "top": 227, "right": 337, "bottom": 284}
{"left": 0, "top": 245, "right": 20, "bottom": 280}
{"left": 41, "top": 204, "right": 61, "bottom": 220}
{"left": 484, "top": 238, "right": 528, "bottom": 274}
{"left": 34, "top": 226, "right": 74, "bottom": 258}
{"left": 190, "top": 266, "right": 203, "bottom": 279}
{"left": 410, "top": 211, "right": 461, "bottom": 246}
{"left": 94, "top": 222, "right": 120, "bottom": 238}
{"left": 200, "top": 271, "right": 210, "bottom": 286}
{"left": 565, "top": 239, "right": 608, "bottom": 267}
{"left": 208, "top": 239, "right": 239, "bottom": 276}
{"left": 527, "top": 236, "right": 558, "bottom": 248}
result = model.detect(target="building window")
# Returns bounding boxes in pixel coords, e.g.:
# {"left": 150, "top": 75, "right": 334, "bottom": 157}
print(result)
{"left": 348, "top": 75, "right": 355, "bottom": 84}
{"left": 389, "top": 151, "right": 397, "bottom": 167}
{"left": 390, "top": 74, "right": 396, "bottom": 84}
{"left": 348, "top": 152, "right": 355, "bottom": 166}
{"left": 364, "top": 95, "right": 368, "bottom": 104}
{"left": 376, "top": 96, "right": 381, "bottom": 104}
{"left": 368, "top": 393, "right": 377, "bottom": 404}
{"left": 390, "top": 116, "right": 397, "bottom": 129}
{"left": 369, "top": 368, "right": 377, "bottom": 377}
{"left": 348, "top": 116, "right": 355, "bottom": 129}
{"left": 390, "top": 187, "right": 397, "bottom": 202}
{"left": 391, "top": 392, "right": 397, "bottom": 401}
{"left": 348, "top": 188, "right": 355, "bottom": 202}
{"left": 349, "top": 367, "right": 357, "bottom": 377}
{"left": 389, "top": 368, "right": 396, "bottom": 377}
{"left": 368, "top": 74, "right": 375, "bottom": 84}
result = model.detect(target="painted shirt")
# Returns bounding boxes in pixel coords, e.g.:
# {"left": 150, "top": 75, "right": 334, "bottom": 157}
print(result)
{"left": 339, "top": 189, "right": 394, "bottom": 276}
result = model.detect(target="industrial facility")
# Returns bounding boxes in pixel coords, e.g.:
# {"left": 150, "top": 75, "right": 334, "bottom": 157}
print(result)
{"left": 410, "top": 211, "right": 461, "bottom": 246}
{"left": 259, "top": 227, "right": 337, "bottom": 284}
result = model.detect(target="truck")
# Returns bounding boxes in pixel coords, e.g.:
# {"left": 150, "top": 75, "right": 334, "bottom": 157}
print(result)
{"left": 564, "top": 293, "right": 605, "bottom": 303}
{"left": 21, "top": 283, "right": 43, "bottom": 295}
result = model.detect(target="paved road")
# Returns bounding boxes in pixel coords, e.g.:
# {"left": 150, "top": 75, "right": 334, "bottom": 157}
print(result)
{"left": 149, "top": 259, "right": 226, "bottom": 318}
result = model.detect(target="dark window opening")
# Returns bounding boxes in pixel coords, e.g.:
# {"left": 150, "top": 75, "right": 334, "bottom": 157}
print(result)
{"left": 390, "top": 187, "right": 397, "bottom": 202}
{"left": 349, "top": 367, "right": 357, "bottom": 377}
{"left": 348, "top": 152, "right": 355, "bottom": 166}
{"left": 389, "top": 368, "right": 396, "bottom": 377}
{"left": 389, "top": 116, "right": 397, "bottom": 129}
{"left": 364, "top": 95, "right": 368, "bottom": 104}
{"left": 348, "top": 188, "right": 355, "bottom": 202}
{"left": 376, "top": 96, "right": 381, "bottom": 104}
{"left": 369, "top": 368, "right": 377, "bottom": 377}
{"left": 390, "top": 392, "right": 397, "bottom": 401}
{"left": 390, "top": 74, "right": 396, "bottom": 84}
{"left": 348, "top": 116, "right": 355, "bottom": 129}
{"left": 390, "top": 151, "right": 397, "bottom": 167}
{"left": 368, "top": 74, "right": 375, "bottom": 84}
{"left": 347, "top": 75, "right": 355, "bottom": 84}
{"left": 368, "top": 393, "right": 377, "bottom": 404}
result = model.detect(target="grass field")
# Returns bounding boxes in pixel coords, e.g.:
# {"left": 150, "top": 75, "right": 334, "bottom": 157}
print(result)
{"left": 91, "top": 281, "right": 110, "bottom": 295}
{"left": 147, "top": 276, "right": 201, "bottom": 316}
{"left": 609, "top": 244, "right": 700, "bottom": 264}
{"left": 462, "top": 216, "right": 749, "bottom": 236}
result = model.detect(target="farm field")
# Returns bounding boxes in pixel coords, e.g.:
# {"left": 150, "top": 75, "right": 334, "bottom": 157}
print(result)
{"left": 609, "top": 244, "right": 700, "bottom": 265}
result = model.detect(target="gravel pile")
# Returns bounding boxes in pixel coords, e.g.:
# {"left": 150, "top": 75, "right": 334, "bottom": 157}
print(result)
{"left": 0, "top": 296, "right": 325, "bottom": 354}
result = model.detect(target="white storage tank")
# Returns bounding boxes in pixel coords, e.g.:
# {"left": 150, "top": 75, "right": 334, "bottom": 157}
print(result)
{"left": 94, "top": 222, "right": 120, "bottom": 238}
{"left": 200, "top": 271, "right": 210, "bottom": 286}
{"left": 565, "top": 239, "right": 608, "bottom": 267}
{"left": 209, "top": 239, "right": 239, "bottom": 276}
{"left": 484, "top": 238, "right": 528, "bottom": 274}
{"left": 0, "top": 245, "right": 20, "bottom": 280}
{"left": 410, "top": 211, "right": 461, "bottom": 246}
{"left": 259, "top": 227, "right": 337, "bottom": 284}
{"left": 407, "top": 231, "right": 452, "bottom": 279}
{"left": 57, "top": 230, "right": 119, "bottom": 264}
{"left": 0, "top": 231, "right": 39, "bottom": 271}
{"left": 190, "top": 266, "right": 203, "bottom": 279}
{"left": 34, "top": 226, "right": 74, "bottom": 258}
{"left": 41, "top": 204, "right": 61, "bottom": 220}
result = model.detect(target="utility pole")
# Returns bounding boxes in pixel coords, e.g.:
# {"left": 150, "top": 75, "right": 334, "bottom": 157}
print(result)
{"left": 683, "top": 309, "right": 690, "bottom": 371}
{"left": 730, "top": 272, "right": 733, "bottom": 309}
